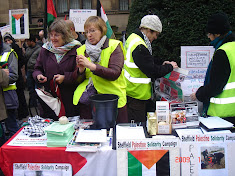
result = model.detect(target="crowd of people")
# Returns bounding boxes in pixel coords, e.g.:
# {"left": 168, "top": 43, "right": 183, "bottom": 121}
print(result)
{"left": 0, "top": 11, "right": 234, "bottom": 146}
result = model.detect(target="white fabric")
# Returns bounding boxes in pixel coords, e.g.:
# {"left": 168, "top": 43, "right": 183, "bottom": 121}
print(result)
{"left": 210, "top": 96, "right": 235, "bottom": 104}
{"left": 75, "top": 147, "right": 117, "bottom": 176}
{"left": 124, "top": 70, "right": 151, "bottom": 84}
{"left": 223, "top": 82, "right": 235, "bottom": 90}
{"left": 35, "top": 88, "right": 61, "bottom": 116}
{"left": 142, "top": 163, "right": 156, "bottom": 176}
{"left": 139, "top": 15, "right": 162, "bottom": 33}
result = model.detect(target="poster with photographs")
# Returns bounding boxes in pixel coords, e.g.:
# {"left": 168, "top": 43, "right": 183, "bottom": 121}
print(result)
{"left": 199, "top": 144, "right": 227, "bottom": 176}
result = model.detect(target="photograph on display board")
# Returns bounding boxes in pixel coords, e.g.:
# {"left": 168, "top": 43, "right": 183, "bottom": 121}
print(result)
{"left": 200, "top": 146, "right": 225, "bottom": 170}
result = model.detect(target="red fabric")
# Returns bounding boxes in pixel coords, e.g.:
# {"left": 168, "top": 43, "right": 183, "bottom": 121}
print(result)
{"left": 47, "top": 0, "right": 57, "bottom": 17}
{"left": 0, "top": 128, "right": 87, "bottom": 176}
{"left": 50, "top": 80, "right": 66, "bottom": 117}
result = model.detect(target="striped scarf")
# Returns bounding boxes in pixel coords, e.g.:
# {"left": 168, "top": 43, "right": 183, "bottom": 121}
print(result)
{"left": 141, "top": 31, "right": 152, "bottom": 55}
{"left": 43, "top": 40, "right": 81, "bottom": 63}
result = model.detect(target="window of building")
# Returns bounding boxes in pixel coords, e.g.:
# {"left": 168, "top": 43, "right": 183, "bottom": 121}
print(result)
{"left": 82, "top": 0, "right": 92, "bottom": 9}
{"left": 70, "top": 0, "right": 80, "bottom": 9}
{"left": 57, "top": 0, "right": 68, "bottom": 14}
{"left": 120, "top": 0, "right": 129, "bottom": 11}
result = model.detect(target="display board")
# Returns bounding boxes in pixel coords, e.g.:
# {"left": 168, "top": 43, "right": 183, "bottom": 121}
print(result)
{"left": 9, "top": 9, "right": 29, "bottom": 39}
{"left": 117, "top": 138, "right": 180, "bottom": 176}
{"left": 180, "top": 133, "right": 235, "bottom": 176}
{"left": 180, "top": 46, "right": 214, "bottom": 96}
{"left": 69, "top": 9, "right": 97, "bottom": 32}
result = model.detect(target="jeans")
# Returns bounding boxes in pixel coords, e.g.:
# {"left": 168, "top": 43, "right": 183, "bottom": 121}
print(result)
{"left": 5, "top": 109, "right": 19, "bottom": 138}
{"left": 27, "top": 71, "right": 38, "bottom": 107}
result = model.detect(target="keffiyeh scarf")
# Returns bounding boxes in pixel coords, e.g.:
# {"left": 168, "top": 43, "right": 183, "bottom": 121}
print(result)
{"left": 43, "top": 40, "right": 81, "bottom": 63}
{"left": 141, "top": 31, "right": 152, "bottom": 55}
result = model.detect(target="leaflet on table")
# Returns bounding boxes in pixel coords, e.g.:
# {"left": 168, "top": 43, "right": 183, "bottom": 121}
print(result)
{"left": 75, "top": 129, "right": 107, "bottom": 143}
{"left": 66, "top": 131, "right": 102, "bottom": 152}
{"left": 7, "top": 129, "right": 47, "bottom": 146}
{"left": 13, "top": 163, "right": 72, "bottom": 176}
{"left": 199, "top": 116, "right": 234, "bottom": 129}
{"left": 116, "top": 125, "right": 146, "bottom": 139}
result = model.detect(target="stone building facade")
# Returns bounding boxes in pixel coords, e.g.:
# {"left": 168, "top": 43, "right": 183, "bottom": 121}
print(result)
{"left": 0, "top": 0, "right": 131, "bottom": 33}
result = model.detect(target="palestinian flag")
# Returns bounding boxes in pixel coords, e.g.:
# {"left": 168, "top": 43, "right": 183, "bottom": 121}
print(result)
{"left": 11, "top": 14, "right": 25, "bottom": 35}
{"left": 128, "top": 150, "right": 170, "bottom": 176}
{"left": 97, "top": 0, "right": 113, "bottom": 38}
{"left": 47, "top": 0, "right": 57, "bottom": 27}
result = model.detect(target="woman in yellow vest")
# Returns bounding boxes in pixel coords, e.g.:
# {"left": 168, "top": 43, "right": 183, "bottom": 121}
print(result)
{"left": 73, "top": 16, "right": 128, "bottom": 123}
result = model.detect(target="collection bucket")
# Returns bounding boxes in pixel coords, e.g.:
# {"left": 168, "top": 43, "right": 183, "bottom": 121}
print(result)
{"left": 90, "top": 94, "right": 119, "bottom": 129}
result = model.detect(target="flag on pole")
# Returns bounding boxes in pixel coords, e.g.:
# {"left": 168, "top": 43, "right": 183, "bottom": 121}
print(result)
{"left": 96, "top": 0, "right": 114, "bottom": 38}
{"left": 11, "top": 14, "right": 25, "bottom": 34}
{"left": 47, "top": 0, "right": 57, "bottom": 27}
{"left": 128, "top": 150, "right": 170, "bottom": 175}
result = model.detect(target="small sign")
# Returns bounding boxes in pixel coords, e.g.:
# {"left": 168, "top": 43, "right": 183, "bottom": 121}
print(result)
{"left": 13, "top": 163, "right": 72, "bottom": 176}
{"left": 69, "top": 9, "right": 97, "bottom": 32}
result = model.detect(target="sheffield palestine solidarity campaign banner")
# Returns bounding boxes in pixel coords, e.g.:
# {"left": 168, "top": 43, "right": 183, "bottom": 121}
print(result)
{"left": 9, "top": 9, "right": 29, "bottom": 39}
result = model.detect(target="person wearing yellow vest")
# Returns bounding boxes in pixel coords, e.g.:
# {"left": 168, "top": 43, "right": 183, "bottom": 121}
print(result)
{"left": 0, "top": 32, "right": 19, "bottom": 141}
{"left": 124, "top": 15, "right": 178, "bottom": 123}
{"left": 191, "top": 12, "right": 235, "bottom": 124}
{"left": 73, "top": 16, "right": 128, "bottom": 123}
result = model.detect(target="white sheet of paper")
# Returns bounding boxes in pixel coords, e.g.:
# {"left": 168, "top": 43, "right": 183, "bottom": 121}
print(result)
{"left": 116, "top": 126, "right": 145, "bottom": 139}
{"left": 175, "top": 129, "right": 203, "bottom": 138}
{"left": 75, "top": 129, "right": 107, "bottom": 143}
{"left": 200, "top": 127, "right": 231, "bottom": 134}
{"left": 199, "top": 116, "right": 234, "bottom": 129}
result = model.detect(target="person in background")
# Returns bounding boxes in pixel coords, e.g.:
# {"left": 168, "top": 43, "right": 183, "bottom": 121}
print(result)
{"left": 39, "top": 30, "right": 46, "bottom": 44}
{"left": 3, "top": 33, "right": 29, "bottom": 121}
{"left": 35, "top": 35, "right": 43, "bottom": 47}
{"left": 25, "top": 34, "right": 42, "bottom": 108}
{"left": 124, "top": 15, "right": 178, "bottom": 123}
{"left": 65, "top": 20, "right": 86, "bottom": 44}
{"left": 0, "top": 32, "right": 19, "bottom": 140}
{"left": 0, "top": 51, "right": 9, "bottom": 146}
{"left": 73, "top": 16, "right": 128, "bottom": 123}
{"left": 33, "top": 19, "right": 81, "bottom": 120}
{"left": 191, "top": 12, "right": 235, "bottom": 124}
{"left": 37, "top": 18, "right": 44, "bottom": 27}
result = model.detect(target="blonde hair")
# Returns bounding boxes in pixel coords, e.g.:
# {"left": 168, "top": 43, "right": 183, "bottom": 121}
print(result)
{"left": 84, "top": 16, "right": 107, "bottom": 37}
{"left": 48, "top": 19, "right": 74, "bottom": 44}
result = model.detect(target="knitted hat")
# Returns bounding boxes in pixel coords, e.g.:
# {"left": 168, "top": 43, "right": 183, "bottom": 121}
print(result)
{"left": 140, "top": 15, "right": 162, "bottom": 33}
{"left": 206, "top": 12, "right": 231, "bottom": 35}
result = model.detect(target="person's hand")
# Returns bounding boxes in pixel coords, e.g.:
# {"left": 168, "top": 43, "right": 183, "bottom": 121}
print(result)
{"left": 169, "top": 61, "right": 178, "bottom": 69}
{"left": 53, "top": 74, "right": 65, "bottom": 84}
{"left": 2, "top": 69, "right": 9, "bottom": 76}
{"left": 163, "top": 61, "right": 171, "bottom": 65}
{"left": 37, "top": 74, "right": 47, "bottom": 83}
{"left": 76, "top": 55, "right": 85, "bottom": 73}
{"left": 190, "top": 93, "right": 197, "bottom": 101}
{"left": 77, "top": 55, "right": 96, "bottom": 71}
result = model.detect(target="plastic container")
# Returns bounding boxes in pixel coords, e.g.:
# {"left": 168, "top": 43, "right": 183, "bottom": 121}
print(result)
{"left": 90, "top": 94, "right": 119, "bottom": 130}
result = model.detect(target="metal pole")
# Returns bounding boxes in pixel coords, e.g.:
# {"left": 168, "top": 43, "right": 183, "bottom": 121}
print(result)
{"left": 44, "top": 0, "right": 48, "bottom": 39}
{"left": 28, "top": 0, "right": 32, "bottom": 24}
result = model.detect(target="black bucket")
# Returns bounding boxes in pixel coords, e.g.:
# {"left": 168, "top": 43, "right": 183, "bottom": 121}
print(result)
{"left": 90, "top": 94, "right": 119, "bottom": 130}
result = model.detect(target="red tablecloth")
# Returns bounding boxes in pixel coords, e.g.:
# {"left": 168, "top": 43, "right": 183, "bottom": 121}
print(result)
{"left": 0, "top": 128, "right": 87, "bottom": 176}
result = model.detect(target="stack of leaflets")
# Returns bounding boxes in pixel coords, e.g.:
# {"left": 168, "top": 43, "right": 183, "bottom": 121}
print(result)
{"left": 66, "top": 129, "right": 107, "bottom": 152}
{"left": 44, "top": 122, "right": 75, "bottom": 147}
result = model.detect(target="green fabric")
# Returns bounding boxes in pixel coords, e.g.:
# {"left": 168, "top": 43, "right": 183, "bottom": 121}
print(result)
{"left": 128, "top": 152, "right": 142, "bottom": 176}
{"left": 124, "top": 33, "right": 151, "bottom": 100}
{"left": 12, "top": 16, "right": 16, "bottom": 34}
{"left": 208, "top": 42, "right": 235, "bottom": 117}
{"left": 47, "top": 134, "right": 74, "bottom": 147}
{"left": 47, "top": 13, "right": 56, "bottom": 27}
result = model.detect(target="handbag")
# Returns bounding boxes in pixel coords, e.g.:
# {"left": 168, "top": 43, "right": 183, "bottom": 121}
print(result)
{"left": 35, "top": 80, "right": 65, "bottom": 117}
{"left": 79, "top": 84, "right": 97, "bottom": 105}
